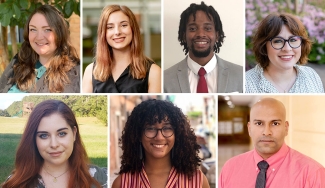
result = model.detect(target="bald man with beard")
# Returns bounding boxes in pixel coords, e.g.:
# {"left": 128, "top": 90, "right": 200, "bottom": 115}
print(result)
{"left": 219, "top": 98, "right": 325, "bottom": 188}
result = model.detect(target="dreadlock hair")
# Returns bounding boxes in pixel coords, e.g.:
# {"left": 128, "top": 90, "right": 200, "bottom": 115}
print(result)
{"left": 178, "top": 1, "right": 225, "bottom": 55}
{"left": 118, "top": 99, "right": 201, "bottom": 177}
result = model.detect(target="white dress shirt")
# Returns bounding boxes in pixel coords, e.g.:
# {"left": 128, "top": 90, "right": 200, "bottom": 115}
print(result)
{"left": 187, "top": 55, "right": 218, "bottom": 93}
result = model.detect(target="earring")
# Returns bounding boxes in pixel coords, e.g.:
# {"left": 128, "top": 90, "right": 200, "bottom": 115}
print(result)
{"left": 139, "top": 143, "right": 143, "bottom": 160}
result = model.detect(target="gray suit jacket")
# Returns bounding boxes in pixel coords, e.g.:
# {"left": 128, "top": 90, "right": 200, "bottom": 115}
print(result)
{"left": 164, "top": 55, "right": 243, "bottom": 93}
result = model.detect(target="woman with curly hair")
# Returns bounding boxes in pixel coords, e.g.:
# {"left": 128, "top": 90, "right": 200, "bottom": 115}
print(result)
{"left": 1, "top": 100, "right": 107, "bottom": 188}
{"left": 0, "top": 5, "right": 80, "bottom": 93}
{"left": 82, "top": 5, "right": 161, "bottom": 93}
{"left": 112, "top": 99, "right": 209, "bottom": 188}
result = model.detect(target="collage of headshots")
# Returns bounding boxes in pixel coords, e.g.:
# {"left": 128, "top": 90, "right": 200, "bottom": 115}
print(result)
{"left": 0, "top": 0, "right": 324, "bottom": 188}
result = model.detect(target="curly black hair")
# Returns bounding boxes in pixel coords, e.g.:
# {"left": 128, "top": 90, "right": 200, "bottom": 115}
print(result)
{"left": 178, "top": 1, "right": 225, "bottom": 55}
{"left": 118, "top": 99, "right": 201, "bottom": 176}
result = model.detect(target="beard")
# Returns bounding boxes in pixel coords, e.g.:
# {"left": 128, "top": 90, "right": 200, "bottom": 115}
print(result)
{"left": 190, "top": 44, "right": 213, "bottom": 58}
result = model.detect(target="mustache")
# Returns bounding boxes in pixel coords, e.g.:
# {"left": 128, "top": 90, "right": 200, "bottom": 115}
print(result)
{"left": 258, "top": 137, "right": 275, "bottom": 142}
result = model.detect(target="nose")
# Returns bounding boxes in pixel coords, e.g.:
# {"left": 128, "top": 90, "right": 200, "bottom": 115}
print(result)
{"left": 263, "top": 125, "right": 272, "bottom": 136}
{"left": 114, "top": 26, "right": 121, "bottom": 36}
{"left": 281, "top": 40, "right": 292, "bottom": 51}
{"left": 154, "top": 129, "right": 165, "bottom": 140}
{"left": 196, "top": 27, "right": 206, "bottom": 37}
{"left": 50, "top": 136, "right": 59, "bottom": 149}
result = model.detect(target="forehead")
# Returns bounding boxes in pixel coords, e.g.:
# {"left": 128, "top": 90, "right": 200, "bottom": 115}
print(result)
{"left": 187, "top": 10, "right": 214, "bottom": 24}
{"left": 250, "top": 103, "right": 285, "bottom": 121}
{"left": 37, "top": 113, "right": 70, "bottom": 131}
{"left": 108, "top": 11, "right": 129, "bottom": 23}
{"left": 29, "top": 13, "right": 49, "bottom": 26}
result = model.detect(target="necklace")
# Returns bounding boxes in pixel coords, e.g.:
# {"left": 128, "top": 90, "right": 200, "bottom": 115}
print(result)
{"left": 265, "top": 70, "right": 295, "bottom": 93}
{"left": 44, "top": 168, "right": 69, "bottom": 183}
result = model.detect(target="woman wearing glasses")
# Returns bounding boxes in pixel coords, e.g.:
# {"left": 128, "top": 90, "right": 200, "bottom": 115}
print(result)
{"left": 245, "top": 13, "right": 324, "bottom": 93}
{"left": 112, "top": 99, "right": 210, "bottom": 188}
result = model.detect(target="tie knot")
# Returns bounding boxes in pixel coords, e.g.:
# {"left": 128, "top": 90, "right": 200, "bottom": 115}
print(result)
{"left": 198, "top": 67, "right": 206, "bottom": 76}
{"left": 257, "top": 160, "right": 269, "bottom": 170}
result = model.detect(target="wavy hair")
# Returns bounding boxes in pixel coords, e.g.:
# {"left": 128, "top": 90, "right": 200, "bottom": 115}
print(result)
{"left": 252, "top": 13, "right": 312, "bottom": 69}
{"left": 118, "top": 99, "right": 201, "bottom": 176}
{"left": 94, "top": 5, "right": 151, "bottom": 82}
{"left": 1, "top": 100, "right": 101, "bottom": 188}
{"left": 178, "top": 1, "right": 225, "bottom": 55}
{"left": 13, "top": 5, "right": 79, "bottom": 92}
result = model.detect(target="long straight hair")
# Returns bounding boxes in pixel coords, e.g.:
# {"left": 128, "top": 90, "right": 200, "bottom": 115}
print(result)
{"left": 94, "top": 5, "right": 151, "bottom": 82}
{"left": 1, "top": 100, "right": 102, "bottom": 188}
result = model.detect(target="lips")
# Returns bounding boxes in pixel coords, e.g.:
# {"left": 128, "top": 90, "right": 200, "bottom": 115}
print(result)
{"left": 49, "top": 151, "right": 63, "bottom": 157}
{"left": 278, "top": 55, "right": 294, "bottom": 61}
{"left": 113, "top": 37, "right": 125, "bottom": 43}
{"left": 152, "top": 144, "right": 166, "bottom": 148}
{"left": 35, "top": 42, "right": 48, "bottom": 46}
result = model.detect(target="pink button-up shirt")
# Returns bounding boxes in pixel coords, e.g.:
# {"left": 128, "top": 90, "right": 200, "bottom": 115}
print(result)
{"left": 219, "top": 143, "right": 325, "bottom": 188}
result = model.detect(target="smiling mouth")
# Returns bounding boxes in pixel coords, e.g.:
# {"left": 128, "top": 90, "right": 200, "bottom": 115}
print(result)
{"left": 113, "top": 37, "right": 125, "bottom": 42}
{"left": 279, "top": 55, "right": 293, "bottom": 60}
{"left": 35, "top": 42, "right": 48, "bottom": 46}
{"left": 152, "top": 144, "right": 166, "bottom": 148}
{"left": 195, "top": 41, "right": 208, "bottom": 44}
{"left": 49, "top": 151, "right": 62, "bottom": 157}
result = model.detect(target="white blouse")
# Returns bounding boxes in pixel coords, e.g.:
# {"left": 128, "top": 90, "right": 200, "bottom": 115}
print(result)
{"left": 245, "top": 64, "right": 324, "bottom": 93}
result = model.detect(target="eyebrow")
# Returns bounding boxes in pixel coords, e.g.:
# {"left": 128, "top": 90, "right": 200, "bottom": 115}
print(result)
{"left": 107, "top": 20, "right": 129, "bottom": 25}
{"left": 36, "top": 127, "right": 69, "bottom": 134}
{"left": 29, "top": 25, "right": 51, "bottom": 28}
{"left": 253, "top": 119, "right": 282, "bottom": 122}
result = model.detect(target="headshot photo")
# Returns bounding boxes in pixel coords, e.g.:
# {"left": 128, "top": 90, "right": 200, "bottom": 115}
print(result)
{"left": 82, "top": 1, "right": 162, "bottom": 93}
{"left": 245, "top": 0, "right": 325, "bottom": 93}
{"left": 110, "top": 95, "right": 217, "bottom": 187}
{"left": 218, "top": 95, "right": 325, "bottom": 187}
{"left": 0, "top": 2, "right": 81, "bottom": 93}
{"left": 163, "top": 0, "right": 244, "bottom": 93}
{"left": 0, "top": 95, "right": 108, "bottom": 187}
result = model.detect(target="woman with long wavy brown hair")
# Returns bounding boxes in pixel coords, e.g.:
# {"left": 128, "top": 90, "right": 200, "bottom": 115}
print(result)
{"left": 0, "top": 5, "right": 80, "bottom": 93}
{"left": 1, "top": 100, "right": 107, "bottom": 188}
{"left": 112, "top": 99, "right": 209, "bottom": 188}
{"left": 82, "top": 5, "right": 161, "bottom": 93}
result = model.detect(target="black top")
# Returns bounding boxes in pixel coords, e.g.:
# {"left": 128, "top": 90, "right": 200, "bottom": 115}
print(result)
{"left": 92, "top": 61, "right": 152, "bottom": 93}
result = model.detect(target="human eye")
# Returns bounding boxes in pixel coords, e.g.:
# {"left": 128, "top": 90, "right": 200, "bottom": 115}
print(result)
{"left": 205, "top": 26, "right": 212, "bottom": 31}
{"left": 107, "top": 25, "right": 113, "bottom": 30}
{"left": 163, "top": 126, "right": 173, "bottom": 131}
{"left": 289, "top": 36, "right": 300, "bottom": 42}
{"left": 146, "top": 127, "right": 156, "bottom": 131}
{"left": 255, "top": 121, "right": 263, "bottom": 126}
{"left": 58, "top": 132, "right": 67, "bottom": 137}
{"left": 188, "top": 26, "right": 197, "bottom": 31}
{"left": 45, "top": 28, "right": 52, "bottom": 32}
{"left": 272, "top": 122, "right": 280, "bottom": 126}
{"left": 38, "top": 133, "right": 49, "bottom": 139}
{"left": 272, "top": 38, "right": 284, "bottom": 44}
{"left": 29, "top": 28, "right": 37, "bottom": 32}
{"left": 121, "top": 24, "right": 128, "bottom": 28}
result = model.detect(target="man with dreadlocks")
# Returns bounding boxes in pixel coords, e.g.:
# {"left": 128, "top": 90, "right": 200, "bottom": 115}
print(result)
{"left": 164, "top": 1, "right": 243, "bottom": 93}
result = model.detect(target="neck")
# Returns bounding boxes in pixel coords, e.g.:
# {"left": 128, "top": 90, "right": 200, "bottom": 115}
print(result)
{"left": 188, "top": 52, "right": 214, "bottom": 66}
{"left": 39, "top": 56, "right": 51, "bottom": 68}
{"left": 112, "top": 48, "right": 131, "bottom": 67}
{"left": 264, "top": 65, "right": 296, "bottom": 92}
{"left": 43, "top": 161, "right": 70, "bottom": 175}
{"left": 144, "top": 155, "right": 172, "bottom": 173}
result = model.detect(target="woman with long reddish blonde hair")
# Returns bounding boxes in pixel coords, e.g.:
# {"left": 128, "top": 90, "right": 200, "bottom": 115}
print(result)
{"left": 82, "top": 5, "right": 161, "bottom": 93}
{"left": 1, "top": 100, "right": 107, "bottom": 188}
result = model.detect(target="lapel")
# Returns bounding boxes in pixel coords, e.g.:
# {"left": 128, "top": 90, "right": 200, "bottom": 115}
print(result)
{"left": 216, "top": 55, "right": 229, "bottom": 93}
{"left": 176, "top": 57, "right": 191, "bottom": 93}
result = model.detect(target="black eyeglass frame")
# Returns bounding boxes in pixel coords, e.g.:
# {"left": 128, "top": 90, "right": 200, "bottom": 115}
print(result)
{"left": 143, "top": 127, "right": 174, "bottom": 138}
{"left": 269, "top": 36, "right": 303, "bottom": 50}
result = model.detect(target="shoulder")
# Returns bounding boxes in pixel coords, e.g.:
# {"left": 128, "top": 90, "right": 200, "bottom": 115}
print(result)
{"left": 111, "top": 175, "right": 121, "bottom": 188}
{"left": 89, "top": 165, "right": 108, "bottom": 186}
{"left": 164, "top": 58, "right": 186, "bottom": 75}
{"left": 217, "top": 55, "right": 243, "bottom": 72}
{"left": 84, "top": 63, "right": 94, "bottom": 76}
{"left": 221, "top": 150, "right": 254, "bottom": 172}
{"left": 149, "top": 63, "right": 161, "bottom": 75}
{"left": 289, "top": 148, "right": 324, "bottom": 170}
{"left": 297, "top": 65, "right": 321, "bottom": 78}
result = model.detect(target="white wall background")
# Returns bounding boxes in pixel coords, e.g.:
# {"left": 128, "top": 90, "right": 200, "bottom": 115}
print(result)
{"left": 163, "top": 0, "right": 245, "bottom": 70}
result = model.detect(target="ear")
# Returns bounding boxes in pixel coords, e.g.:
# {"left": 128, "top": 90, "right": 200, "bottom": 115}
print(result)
{"left": 215, "top": 31, "right": 219, "bottom": 43}
{"left": 285, "top": 121, "right": 289, "bottom": 136}
{"left": 247, "top": 122, "right": 251, "bottom": 137}
{"left": 73, "top": 126, "right": 77, "bottom": 141}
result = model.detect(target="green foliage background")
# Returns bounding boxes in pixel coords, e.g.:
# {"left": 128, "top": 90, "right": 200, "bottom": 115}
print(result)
{"left": 5, "top": 95, "right": 107, "bottom": 125}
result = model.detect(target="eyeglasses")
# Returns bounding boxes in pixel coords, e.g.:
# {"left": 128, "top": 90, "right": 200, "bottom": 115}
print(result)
{"left": 144, "top": 127, "right": 174, "bottom": 138}
{"left": 269, "top": 36, "right": 302, "bottom": 50}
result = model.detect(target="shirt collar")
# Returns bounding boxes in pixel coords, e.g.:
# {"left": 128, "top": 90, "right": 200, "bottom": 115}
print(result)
{"left": 187, "top": 55, "right": 217, "bottom": 75}
{"left": 253, "top": 143, "right": 289, "bottom": 171}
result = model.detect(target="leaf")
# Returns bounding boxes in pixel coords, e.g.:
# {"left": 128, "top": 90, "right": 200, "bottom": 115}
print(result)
{"left": 13, "top": 3, "right": 21, "bottom": 19}
{"left": 18, "top": 0, "right": 29, "bottom": 9}
{"left": 0, "top": 4, "right": 9, "bottom": 14}
{"left": 74, "top": 1, "right": 80, "bottom": 16}
{"left": 1, "top": 9, "right": 13, "bottom": 27}
{"left": 55, "top": 4, "right": 64, "bottom": 15}
{"left": 63, "top": 0, "right": 74, "bottom": 18}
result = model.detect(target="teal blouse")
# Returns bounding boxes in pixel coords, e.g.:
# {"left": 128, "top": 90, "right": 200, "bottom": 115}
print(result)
{"left": 7, "top": 61, "right": 46, "bottom": 93}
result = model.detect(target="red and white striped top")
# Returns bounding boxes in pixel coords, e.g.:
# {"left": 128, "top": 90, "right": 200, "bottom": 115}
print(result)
{"left": 121, "top": 166, "right": 203, "bottom": 188}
